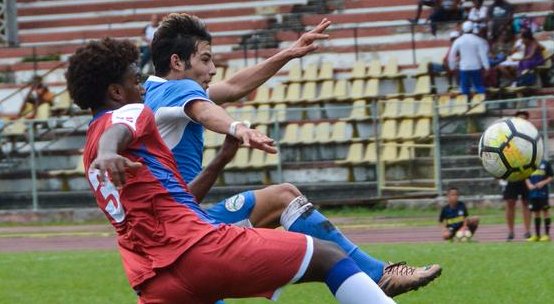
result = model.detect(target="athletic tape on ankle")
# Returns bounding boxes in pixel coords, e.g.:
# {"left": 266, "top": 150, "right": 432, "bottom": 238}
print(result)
{"left": 280, "top": 196, "right": 313, "bottom": 230}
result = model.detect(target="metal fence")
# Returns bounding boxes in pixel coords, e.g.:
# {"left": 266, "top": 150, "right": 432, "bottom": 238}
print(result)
{"left": 1, "top": 95, "right": 553, "bottom": 210}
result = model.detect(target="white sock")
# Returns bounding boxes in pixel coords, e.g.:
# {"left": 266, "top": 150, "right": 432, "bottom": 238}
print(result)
{"left": 335, "top": 272, "right": 396, "bottom": 304}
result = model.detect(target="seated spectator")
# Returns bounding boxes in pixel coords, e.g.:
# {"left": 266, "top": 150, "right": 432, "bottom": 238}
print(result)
{"left": 22, "top": 76, "right": 54, "bottom": 117}
{"left": 496, "top": 29, "right": 544, "bottom": 87}
{"left": 468, "top": 0, "right": 488, "bottom": 34}
{"left": 428, "top": 0, "right": 463, "bottom": 36}
{"left": 488, "top": 0, "right": 514, "bottom": 42}
{"left": 516, "top": 30, "right": 544, "bottom": 86}
{"left": 410, "top": 0, "right": 437, "bottom": 24}
{"left": 140, "top": 14, "right": 160, "bottom": 73}
{"left": 430, "top": 31, "right": 460, "bottom": 89}
{"left": 495, "top": 28, "right": 525, "bottom": 86}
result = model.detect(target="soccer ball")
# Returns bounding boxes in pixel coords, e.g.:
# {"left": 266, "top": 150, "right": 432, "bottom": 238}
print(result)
{"left": 479, "top": 118, "right": 543, "bottom": 182}
{"left": 455, "top": 230, "right": 472, "bottom": 242}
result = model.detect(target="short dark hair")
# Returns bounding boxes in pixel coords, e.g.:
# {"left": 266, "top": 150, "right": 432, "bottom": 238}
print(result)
{"left": 447, "top": 187, "right": 459, "bottom": 194}
{"left": 65, "top": 38, "right": 139, "bottom": 110}
{"left": 151, "top": 13, "right": 212, "bottom": 77}
{"left": 515, "top": 110, "right": 530, "bottom": 119}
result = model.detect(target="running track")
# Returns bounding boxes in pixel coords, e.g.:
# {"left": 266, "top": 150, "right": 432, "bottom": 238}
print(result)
{"left": 0, "top": 224, "right": 531, "bottom": 252}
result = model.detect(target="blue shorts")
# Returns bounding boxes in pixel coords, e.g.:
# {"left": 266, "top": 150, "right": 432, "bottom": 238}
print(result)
{"left": 205, "top": 191, "right": 257, "bottom": 226}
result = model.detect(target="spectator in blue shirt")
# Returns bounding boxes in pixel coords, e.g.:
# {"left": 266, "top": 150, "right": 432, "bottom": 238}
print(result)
{"left": 439, "top": 187, "right": 480, "bottom": 240}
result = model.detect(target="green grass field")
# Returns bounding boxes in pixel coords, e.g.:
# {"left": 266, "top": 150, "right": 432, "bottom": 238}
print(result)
{"left": 1, "top": 242, "right": 552, "bottom": 304}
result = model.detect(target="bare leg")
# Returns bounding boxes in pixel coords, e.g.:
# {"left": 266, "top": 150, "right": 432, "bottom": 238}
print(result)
{"left": 521, "top": 199, "right": 531, "bottom": 235}
{"left": 505, "top": 199, "right": 516, "bottom": 235}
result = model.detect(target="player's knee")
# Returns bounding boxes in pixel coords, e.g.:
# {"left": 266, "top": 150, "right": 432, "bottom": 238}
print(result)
{"left": 276, "top": 183, "right": 302, "bottom": 201}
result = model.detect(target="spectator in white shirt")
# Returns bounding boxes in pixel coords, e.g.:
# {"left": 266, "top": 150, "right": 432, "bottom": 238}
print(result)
{"left": 468, "top": 0, "right": 488, "bottom": 33}
{"left": 140, "top": 14, "right": 160, "bottom": 72}
{"left": 448, "top": 21, "right": 490, "bottom": 95}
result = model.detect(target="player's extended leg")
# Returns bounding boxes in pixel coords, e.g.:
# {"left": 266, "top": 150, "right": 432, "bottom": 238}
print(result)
{"left": 251, "top": 184, "right": 442, "bottom": 297}
{"left": 505, "top": 198, "right": 516, "bottom": 240}
{"left": 521, "top": 199, "right": 532, "bottom": 237}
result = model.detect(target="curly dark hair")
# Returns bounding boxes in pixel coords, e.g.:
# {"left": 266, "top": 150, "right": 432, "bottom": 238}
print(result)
{"left": 65, "top": 37, "right": 139, "bottom": 110}
{"left": 152, "top": 13, "right": 212, "bottom": 77}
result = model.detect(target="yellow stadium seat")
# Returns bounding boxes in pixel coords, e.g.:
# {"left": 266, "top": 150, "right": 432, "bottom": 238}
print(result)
{"left": 333, "top": 79, "right": 349, "bottom": 101}
{"left": 287, "top": 63, "right": 303, "bottom": 83}
{"left": 380, "top": 99, "right": 401, "bottom": 119}
{"left": 249, "top": 86, "right": 270, "bottom": 104}
{"left": 255, "top": 124, "right": 268, "bottom": 136}
{"left": 300, "top": 81, "right": 317, "bottom": 103}
{"left": 272, "top": 104, "right": 287, "bottom": 123}
{"left": 224, "top": 66, "right": 238, "bottom": 80}
{"left": 51, "top": 90, "right": 72, "bottom": 116}
{"left": 285, "top": 82, "right": 302, "bottom": 104}
{"left": 34, "top": 102, "right": 51, "bottom": 120}
{"left": 314, "top": 122, "right": 332, "bottom": 144}
{"left": 202, "top": 148, "right": 216, "bottom": 168}
{"left": 367, "top": 59, "right": 382, "bottom": 79}
{"left": 438, "top": 95, "right": 452, "bottom": 117}
{"left": 413, "top": 57, "right": 431, "bottom": 77}
{"left": 349, "top": 60, "right": 367, "bottom": 79}
{"left": 413, "top": 118, "right": 431, "bottom": 139}
{"left": 254, "top": 104, "right": 271, "bottom": 125}
{"left": 347, "top": 79, "right": 365, "bottom": 101}
{"left": 330, "top": 121, "right": 350, "bottom": 143}
{"left": 468, "top": 94, "right": 486, "bottom": 115}
{"left": 237, "top": 105, "right": 256, "bottom": 122}
{"left": 396, "top": 119, "right": 414, "bottom": 140}
{"left": 380, "top": 143, "right": 398, "bottom": 162}
{"left": 2, "top": 119, "right": 27, "bottom": 137}
{"left": 346, "top": 99, "right": 370, "bottom": 121}
{"left": 381, "top": 57, "right": 406, "bottom": 79}
{"left": 336, "top": 143, "right": 364, "bottom": 165}
{"left": 303, "top": 63, "right": 319, "bottom": 82}
{"left": 228, "top": 147, "right": 250, "bottom": 169}
{"left": 398, "top": 98, "right": 416, "bottom": 117}
{"left": 318, "top": 61, "right": 334, "bottom": 81}
{"left": 416, "top": 96, "right": 433, "bottom": 117}
{"left": 364, "top": 142, "right": 377, "bottom": 163}
{"left": 316, "top": 80, "right": 335, "bottom": 102}
{"left": 280, "top": 123, "right": 299, "bottom": 145}
{"left": 270, "top": 84, "right": 287, "bottom": 103}
{"left": 299, "top": 123, "right": 316, "bottom": 144}
{"left": 452, "top": 95, "right": 469, "bottom": 115}
{"left": 397, "top": 141, "right": 414, "bottom": 161}
{"left": 410, "top": 75, "right": 432, "bottom": 97}
{"left": 225, "top": 105, "right": 238, "bottom": 119}
{"left": 204, "top": 130, "right": 225, "bottom": 148}
{"left": 364, "top": 79, "right": 380, "bottom": 99}
{"left": 380, "top": 119, "right": 397, "bottom": 141}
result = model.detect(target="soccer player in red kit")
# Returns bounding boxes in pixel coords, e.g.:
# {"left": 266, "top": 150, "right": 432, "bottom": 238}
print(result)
{"left": 66, "top": 37, "right": 395, "bottom": 303}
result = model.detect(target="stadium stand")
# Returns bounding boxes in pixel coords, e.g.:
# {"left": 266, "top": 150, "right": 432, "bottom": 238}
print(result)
{"left": 1, "top": 0, "right": 554, "bottom": 208}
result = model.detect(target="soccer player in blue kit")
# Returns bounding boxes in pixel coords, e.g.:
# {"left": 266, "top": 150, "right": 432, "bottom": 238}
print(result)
{"left": 144, "top": 13, "right": 441, "bottom": 298}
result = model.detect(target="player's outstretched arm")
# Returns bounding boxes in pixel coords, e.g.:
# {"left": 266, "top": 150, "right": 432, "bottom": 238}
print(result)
{"left": 208, "top": 18, "right": 331, "bottom": 104}
{"left": 186, "top": 100, "right": 277, "bottom": 154}
{"left": 90, "top": 124, "right": 142, "bottom": 187}
{"left": 188, "top": 135, "right": 240, "bottom": 202}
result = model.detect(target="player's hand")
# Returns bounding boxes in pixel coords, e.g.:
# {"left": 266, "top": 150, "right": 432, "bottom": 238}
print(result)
{"left": 287, "top": 18, "right": 331, "bottom": 58}
{"left": 217, "top": 135, "right": 241, "bottom": 163}
{"left": 235, "top": 125, "right": 277, "bottom": 154}
{"left": 91, "top": 153, "right": 142, "bottom": 188}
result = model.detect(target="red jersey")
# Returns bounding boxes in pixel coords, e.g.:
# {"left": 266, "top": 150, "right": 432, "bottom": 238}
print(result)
{"left": 83, "top": 104, "right": 218, "bottom": 288}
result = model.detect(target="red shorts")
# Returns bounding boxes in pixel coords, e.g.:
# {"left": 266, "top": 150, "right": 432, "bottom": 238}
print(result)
{"left": 137, "top": 225, "right": 312, "bottom": 304}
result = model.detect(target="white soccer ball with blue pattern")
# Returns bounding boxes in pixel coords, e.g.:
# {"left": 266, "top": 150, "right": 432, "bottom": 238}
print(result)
{"left": 479, "top": 117, "right": 543, "bottom": 182}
